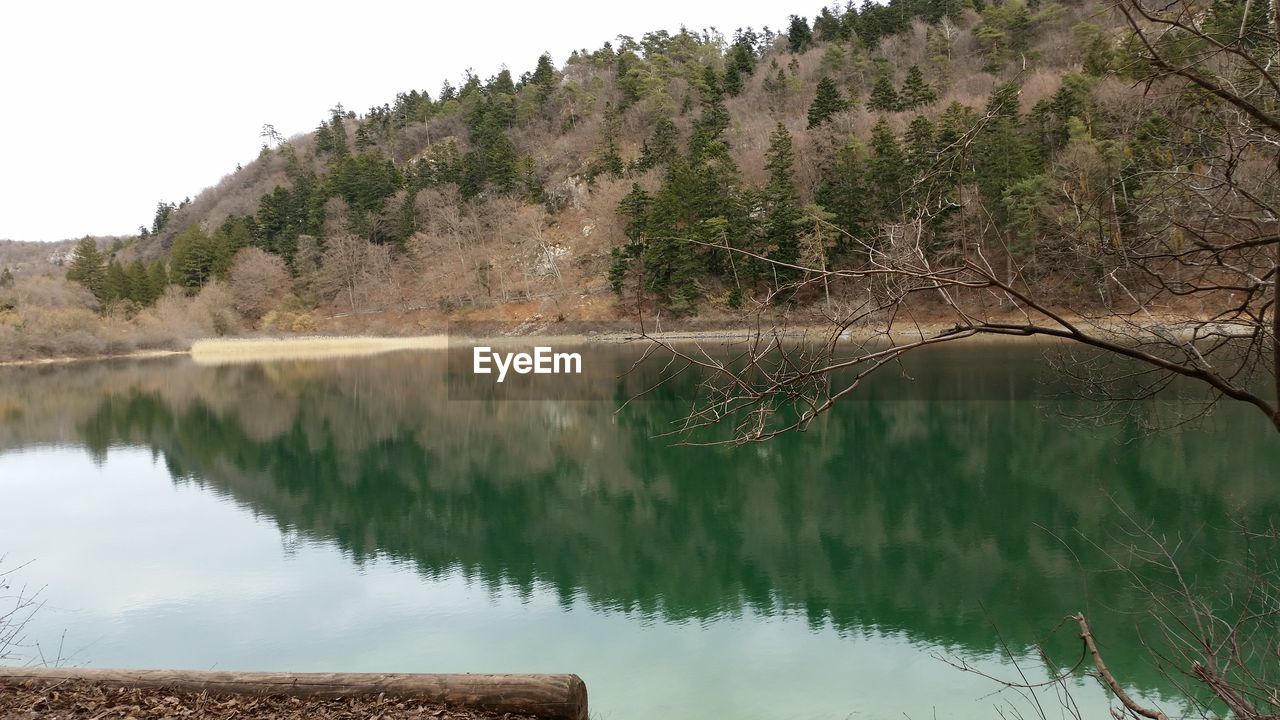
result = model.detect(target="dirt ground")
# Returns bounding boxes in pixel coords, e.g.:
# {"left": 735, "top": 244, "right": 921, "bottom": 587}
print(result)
{"left": 0, "top": 679, "right": 539, "bottom": 720}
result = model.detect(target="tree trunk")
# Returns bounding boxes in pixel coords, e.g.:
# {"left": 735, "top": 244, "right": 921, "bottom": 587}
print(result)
{"left": 0, "top": 667, "right": 588, "bottom": 720}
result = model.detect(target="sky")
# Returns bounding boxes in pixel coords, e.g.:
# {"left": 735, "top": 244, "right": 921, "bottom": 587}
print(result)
{"left": 0, "top": 0, "right": 806, "bottom": 242}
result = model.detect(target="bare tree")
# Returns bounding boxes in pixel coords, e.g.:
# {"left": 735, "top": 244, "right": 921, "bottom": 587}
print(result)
{"left": 227, "top": 247, "right": 290, "bottom": 322}
{"left": 319, "top": 232, "right": 391, "bottom": 315}
{"left": 1, "top": 557, "right": 42, "bottom": 664}
{"left": 635, "top": 0, "right": 1280, "bottom": 440}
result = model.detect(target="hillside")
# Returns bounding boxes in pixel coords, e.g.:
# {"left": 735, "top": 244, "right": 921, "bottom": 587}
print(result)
{"left": 1, "top": 0, "right": 1274, "bottom": 360}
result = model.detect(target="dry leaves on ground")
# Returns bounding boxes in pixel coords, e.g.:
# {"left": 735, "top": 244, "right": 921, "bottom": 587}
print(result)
{"left": 0, "top": 680, "right": 539, "bottom": 719}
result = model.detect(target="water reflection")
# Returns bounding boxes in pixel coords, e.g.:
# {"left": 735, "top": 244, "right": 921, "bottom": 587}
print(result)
{"left": 0, "top": 344, "right": 1276, "bottom": 712}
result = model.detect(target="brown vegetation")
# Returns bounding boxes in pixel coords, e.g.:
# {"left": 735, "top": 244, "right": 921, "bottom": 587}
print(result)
{"left": 228, "top": 248, "right": 290, "bottom": 322}
{"left": 0, "top": 679, "right": 537, "bottom": 720}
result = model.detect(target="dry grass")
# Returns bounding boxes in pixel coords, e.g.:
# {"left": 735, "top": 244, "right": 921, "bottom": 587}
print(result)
{"left": 190, "top": 335, "right": 449, "bottom": 364}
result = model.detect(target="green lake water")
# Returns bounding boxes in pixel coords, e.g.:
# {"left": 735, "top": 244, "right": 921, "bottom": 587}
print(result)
{"left": 0, "top": 342, "right": 1276, "bottom": 719}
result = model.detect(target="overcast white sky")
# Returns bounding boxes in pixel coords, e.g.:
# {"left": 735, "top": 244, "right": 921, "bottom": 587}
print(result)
{"left": 0, "top": 1, "right": 808, "bottom": 242}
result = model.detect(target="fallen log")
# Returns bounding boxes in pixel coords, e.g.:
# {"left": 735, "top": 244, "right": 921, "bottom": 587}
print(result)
{"left": 0, "top": 667, "right": 587, "bottom": 720}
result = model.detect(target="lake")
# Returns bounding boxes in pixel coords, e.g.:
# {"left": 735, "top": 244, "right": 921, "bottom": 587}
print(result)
{"left": 1, "top": 341, "right": 1276, "bottom": 720}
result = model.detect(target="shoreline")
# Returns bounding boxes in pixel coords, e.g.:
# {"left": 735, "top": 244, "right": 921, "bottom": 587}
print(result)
{"left": 1, "top": 316, "right": 1215, "bottom": 367}
{"left": 0, "top": 348, "right": 188, "bottom": 368}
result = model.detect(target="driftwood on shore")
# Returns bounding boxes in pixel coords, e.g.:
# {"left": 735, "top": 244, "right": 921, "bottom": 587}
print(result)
{"left": 0, "top": 667, "right": 587, "bottom": 720}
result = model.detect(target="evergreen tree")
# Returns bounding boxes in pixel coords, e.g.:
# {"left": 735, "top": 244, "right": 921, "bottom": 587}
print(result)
{"left": 841, "top": 3, "right": 862, "bottom": 39}
{"left": 531, "top": 53, "right": 557, "bottom": 103}
{"left": 65, "top": 238, "right": 106, "bottom": 299}
{"left": 102, "top": 259, "right": 129, "bottom": 304}
{"left": 151, "top": 202, "right": 176, "bottom": 235}
{"left": 973, "top": 82, "right": 1040, "bottom": 218}
{"left": 787, "top": 15, "right": 814, "bottom": 53}
{"left": 807, "top": 76, "right": 851, "bottom": 128}
{"left": 315, "top": 121, "right": 336, "bottom": 154}
{"left": 638, "top": 118, "right": 680, "bottom": 170}
{"left": 1205, "top": 0, "right": 1272, "bottom": 46}
{"left": 169, "top": 226, "right": 218, "bottom": 289}
{"left": 147, "top": 260, "right": 170, "bottom": 299}
{"left": 462, "top": 99, "right": 520, "bottom": 195}
{"left": 125, "top": 259, "right": 149, "bottom": 303}
{"left": 611, "top": 184, "right": 652, "bottom": 295}
{"left": 899, "top": 65, "right": 937, "bottom": 109}
{"left": 489, "top": 68, "right": 516, "bottom": 95}
{"left": 725, "top": 30, "right": 759, "bottom": 97}
{"left": 0, "top": 267, "right": 12, "bottom": 288}
{"left": 724, "top": 62, "right": 744, "bottom": 96}
{"left": 211, "top": 216, "right": 253, "bottom": 277}
{"left": 354, "top": 124, "right": 376, "bottom": 151}
{"left": 618, "top": 183, "right": 652, "bottom": 245}
{"left": 867, "top": 75, "right": 900, "bottom": 112}
{"left": 761, "top": 124, "right": 804, "bottom": 277}
{"left": 643, "top": 68, "right": 746, "bottom": 312}
{"left": 690, "top": 67, "right": 731, "bottom": 161}
{"left": 905, "top": 114, "right": 936, "bottom": 168}
{"left": 640, "top": 163, "right": 705, "bottom": 309}
{"left": 1073, "top": 22, "right": 1115, "bottom": 77}
{"left": 816, "top": 140, "right": 870, "bottom": 251}
{"left": 763, "top": 65, "right": 791, "bottom": 103}
{"left": 905, "top": 114, "right": 938, "bottom": 209}
{"left": 594, "top": 104, "right": 625, "bottom": 178}
{"left": 439, "top": 80, "right": 457, "bottom": 103}
{"left": 328, "top": 114, "right": 349, "bottom": 157}
{"left": 813, "top": 7, "right": 844, "bottom": 41}
{"left": 867, "top": 119, "right": 907, "bottom": 219}
{"left": 459, "top": 70, "right": 483, "bottom": 98}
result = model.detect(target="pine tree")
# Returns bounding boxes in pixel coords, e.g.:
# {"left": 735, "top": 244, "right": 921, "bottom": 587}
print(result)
{"left": 439, "top": 80, "right": 457, "bottom": 103}
{"left": 594, "top": 104, "right": 625, "bottom": 178}
{"left": 1206, "top": 0, "right": 1272, "bottom": 46}
{"left": 726, "top": 30, "right": 759, "bottom": 96}
{"left": 787, "top": 15, "right": 814, "bottom": 53}
{"left": 813, "top": 7, "right": 843, "bottom": 41}
{"left": 328, "top": 115, "right": 349, "bottom": 157}
{"left": 867, "top": 119, "right": 907, "bottom": 220}
{"left": 147, "top": 260, "right": 169, "bottom": 300}
{"left": 905, "top": 115, "right": 936, "bottom": 168}
{"left": 610, "top": 184, "right": 652, "bottom": 295}
{"left": 899, "top": 65, "right": 937, "bottom": 110}
{"left": 489, "top": 68, "right": 516, "bottom": 95}
{"left": 905, "top": 114, "right": 937, "bottom": 207}
{"left": 807, "top": 76, "right": 851, "bottom": 128}
{"left": 641, "top": 163, "right": 705, "bottom": 308}
{"left": 974, "top": 82, "right": 1040, "bottom": 217}
{"left": 762, "top": 124, "right": 804, "bottom": 277}
{"left": 462, "top": 100, "right": 519, "bottom": 195}
{"left": 169, "top": 226, "right": 218, "bottom": 289}
{"left": 1073, "top": 23, "right": 1115, "bottom": 77}
{"left": 638, "top": 118, "right": 680, "bottom": 170}
{"left": 125, "top": 259, "right": 149, "bottom": 303}
{"left": 102, "top": 259, "right": 128, "bottom": 304}
{"left": 315, "top": 121, "right": 336, "bottom": 154}
{"left": 618, "top": 183, "right": 652, "bottom": 245}
{"left": 151, "top": 202, "right": 176, "bottom": 235}
{"left": 531, "top": 53, "right": 557, "bottom": 103}
{"left": 816, "top": 140, "right": 870, "bottom": 251}
{"left": 66, "top": 238, "right": 106, "bottom": 299}
{"left": 724, "top": 62, "right": 744, "bottom": 96}
{"left": 867, "top": 75, "right": 900, "bottom": 112}
{"left": 690, "top": 67, "right": 731, "bottom": 161}
{"left": 354, "top": 124, "right": 376, "bottom": 152}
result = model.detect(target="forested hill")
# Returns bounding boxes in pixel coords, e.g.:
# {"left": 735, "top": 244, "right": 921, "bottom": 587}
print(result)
{"left": 2, "top": 0, "right": 1271, "bottom": 357}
